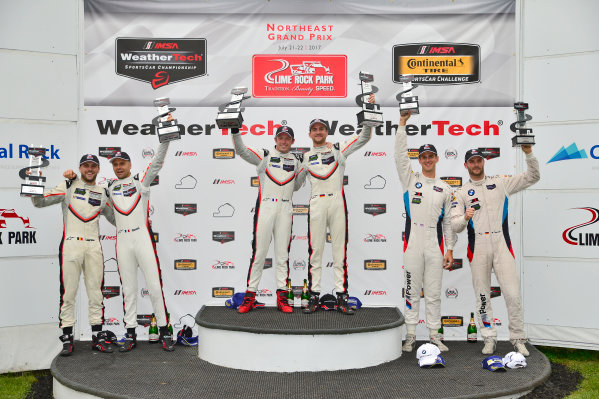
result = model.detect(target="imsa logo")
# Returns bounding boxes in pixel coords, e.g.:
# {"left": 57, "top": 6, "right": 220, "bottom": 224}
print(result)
{"left": 213, "top": 148, "right": 235, "bottom": 159}
{"left": 174, "top": 259, "right": 197, "bottom": 270}
{"left": 212, "top": 286, "right": 234, "bottom": 298}
{"left": 174, "top": 290, "right": 197, "bottom": 296}
{"left": 364, "top": 259, "right": 387, "bottom": 270}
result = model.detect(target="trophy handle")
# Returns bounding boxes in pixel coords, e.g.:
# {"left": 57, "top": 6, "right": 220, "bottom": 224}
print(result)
{"left": 218, "top": 94, "right": 251, "bottom": 112}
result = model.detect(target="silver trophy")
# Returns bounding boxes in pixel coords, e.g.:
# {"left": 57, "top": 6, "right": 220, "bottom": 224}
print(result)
{"left": 510, "top": 102, "right": 535, "bottom": 147}
{"left": 152, "top": 97, "right": 182, "bottom": 143}
{"left": 396, "top": 75, "right": 419, "bottom": 115}
{"left": 19, "top": 146, "right": 49, "bottom": 196}
{"left": 355, "top": 71, "right": 383, "bottom": 127}
{"left": 216, "top": 87, "right": 251, "bottom": 129}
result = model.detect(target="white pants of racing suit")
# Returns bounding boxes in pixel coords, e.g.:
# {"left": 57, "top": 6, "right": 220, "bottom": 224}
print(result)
{"left": 247, "top": 199, "right": 293, "bottom": 291}
{"left": 117, "top": 228, "right": 168, "bottom": 328}
{"left": 403, "top": 227, "right": 443, "bottom": 334}
{"left": 471, "top": 233, "right": 525, "bottom": 340}
{"left": 59, "top": 239, "right": 105, "bottom": 328}
{"left": 308, "top": 192, "right": 348, "bottom": 294}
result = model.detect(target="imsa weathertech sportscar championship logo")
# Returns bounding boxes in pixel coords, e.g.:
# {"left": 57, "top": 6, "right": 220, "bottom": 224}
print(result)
{"left": 174, "top": 259, "right": 197, "bottom": 270}
{"left": 364, "top": 204, "right": 387, "bottom": 216}
{"left": 364, "top": 259, "right": 387, "bottom": 270}
{"left": 213, "top": 148, "right": 235, "bottom": 159}
{"left": 174, "top": 203, "right": 197, "bottom": 216}
{"left": 98, "top": 146, "right": 121, "bottom": 159}
{"left": 102, "top": 286, "right": 120, "bottom": 299}
{"left": 252, "top": 55, "right": 347, "bottom": 98}
{"left": 393, "top": 43, "right": 480, "bottom": 85}
{"left": 212, "top": 231, "right": 235, "bottom": 244}
{"left": 212, "top": 287, "right": 234, "bottom": 298}
{"left": 115, "top": 38, "right": 207, "bottom": 89}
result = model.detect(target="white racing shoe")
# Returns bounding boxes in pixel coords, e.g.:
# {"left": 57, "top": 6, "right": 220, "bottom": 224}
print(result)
{"left": 482, "top": 337, "right": 497, "bottom": 355}
{"left": 402, "top": 334, "right": 416, "bottom": 352}
{"left": 430, "top": 334, "right": 449, "bottom": 352}
{"left": 513, "top": 339, "right": 530, "bottom": 357}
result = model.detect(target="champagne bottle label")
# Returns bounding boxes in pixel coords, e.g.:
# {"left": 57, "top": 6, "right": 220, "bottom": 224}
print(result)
{"left": 467, "top": 333, "right": 477, "bottom": 342}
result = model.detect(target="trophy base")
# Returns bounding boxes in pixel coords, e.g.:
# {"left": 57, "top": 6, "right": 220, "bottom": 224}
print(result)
{"left": 512, "top": 135, "right": 535, "bottom": 147}
{"left": 21, "top": 183, "right": 44, "bottom": 196}
{"left": 157, "top": 125, "right": 182, "bottom": 143}
{"left": 216, "top": 112, "right": 244, "bottom": 129}
{"left": 357, "top": 110, "right": 384, "bottom": 127}
{"left": 400, "top": 98, "right": 419, "bottom": 115}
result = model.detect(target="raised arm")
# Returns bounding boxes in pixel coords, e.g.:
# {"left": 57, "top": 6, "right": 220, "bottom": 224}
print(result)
{"left": 394, "top": 123, "right": 414, "bottom": 189}
{"left": 294, "top": 155, "right": 307, "bottom": 191}
{"left": 31, "top": 180, "right": 68, "bottom": 208}
{"left": 231, "top": 128, "right": 263, "bottom": 166}
{"left": 503, "top": 147, "right": 540, "bottom": 195}
{"left": 140, "top": 141, "right": 169, "bottom": 187}
{"left": 339, "top": 125, "right": 372, "bottom": 158}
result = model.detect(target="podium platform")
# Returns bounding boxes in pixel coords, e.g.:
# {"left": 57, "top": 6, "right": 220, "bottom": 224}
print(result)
{"left": 196, "top": 305, "right": 405, "bottom": 371}
{"left": 52, "top": 307, "right": 551, "bottom": 399}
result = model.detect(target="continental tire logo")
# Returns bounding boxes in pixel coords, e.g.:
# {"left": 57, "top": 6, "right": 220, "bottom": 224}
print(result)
{"left": 212, "top": 287, "right": 234, "bottom": 298}
{"left": 393, "top": 43, "right": 480, "bottom": 85}
{"left": 174, "top": 259, "right": 197, "bottom": 270}
{"left": 213, "top": 148, "right": 235, "bottom": 159}
{"left": 441, "top": 316, "right": 464, "bottom": 327}
{"left": 407, "top": 148, "right": 419, "bottom": 160}
{"left": 293, "top": 204, "right": 309, "bottom": 215}
{"left": 364, "top": 259, "right": 387, "bottom": 270}
{"left": 440, "top": 176, "right": 463, "bottom": 188}
{"left": 250, "top": 176, "right": 259, "bottom": 187}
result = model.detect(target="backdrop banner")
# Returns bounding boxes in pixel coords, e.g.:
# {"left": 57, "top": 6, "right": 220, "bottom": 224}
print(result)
{"left": 78, "top": 0, "right": 517, "bottom": 340}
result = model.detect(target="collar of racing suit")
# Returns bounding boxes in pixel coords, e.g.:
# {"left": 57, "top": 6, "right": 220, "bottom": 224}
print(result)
{"left": 469, "top": 176, "right": 487, "bottom": 186}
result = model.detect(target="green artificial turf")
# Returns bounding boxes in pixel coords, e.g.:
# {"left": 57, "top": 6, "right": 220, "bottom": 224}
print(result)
{"left": 0, "top": 371, "right": 39, "bottom": 399}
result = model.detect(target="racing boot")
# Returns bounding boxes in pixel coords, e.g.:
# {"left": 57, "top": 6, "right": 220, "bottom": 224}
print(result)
{"left": 119, "top": 332, "right": 137, "bottom": 352}
{"left": 482, "top": 337, "right": 497, "bottom": 355}
{"left": 59, "top": 334, "right": 74, "bottom": 357}
{"left": 237, "top": 291, "right": 256, "bottom": 314}
{"left": 276, "top": 289, "right": 293, "bottom": 313}
{"left": 303, "top": 292, "right": 320, "bottom": 314}
{"left": 91, "top": 331, "right": 114, "bottom": 353}
{"left": 402, "top": 334, "right": 416, "bottom": 352}
{"left": 430, "top": 334, "right": 449, "bottom": 352}
{"left": 159, "top": 333, "right": 176, "bottom": 352}
{"left": 513, "top": 338, "right": 530, "bottom": 357}
{"left": 336, "top": 293, "right": 355, "bottom": 315}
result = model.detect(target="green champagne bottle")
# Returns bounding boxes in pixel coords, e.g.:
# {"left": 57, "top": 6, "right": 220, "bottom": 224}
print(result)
{"left": 167, "top": 312, "right": 174, "bottom": 335}
{"left": 287, "top": 278, "right": 294, "bottom": 307}
{"left": 301, "top": 279, "right": 309, "bottom": 309}
{"left": 149, "top": 314, "right": 159, "bottom": 343}
{"left": 437, "top": 324, "right": 444, "bottom": 341}
{"left": 467, "top": 312, "right": 477, "bottom": 343}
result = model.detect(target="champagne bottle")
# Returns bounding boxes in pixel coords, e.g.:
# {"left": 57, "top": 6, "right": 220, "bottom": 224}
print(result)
{"left": 437, "top": 324, "right": 444, "bottom": 341}
{"left": 167, "top": 312, "right": 174, "bottom": 336}
{"left": 467, "top": 312, "right": 478, "bottom": 343}
{"left": 149, "top": 314, "right": 159, "bottom": 343}
{"left": 287, "top": 278, "right": 294, "bottom": 308}
{"left": 301, "top": 279, "right": 309, "bottom": 309}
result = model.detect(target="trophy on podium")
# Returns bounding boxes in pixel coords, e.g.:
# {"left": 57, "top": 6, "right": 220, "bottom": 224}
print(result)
{"left": 152, "top": 97, "right": 182, "bottom": 143}
{"left": 216, "top": 87, "right": 251, "bottom": 129}
{"left": 396, "top": 75, "right": 419, "bottom": 115}
{"left": 19, "top": 146, "right": 49, "bottom": 196}
{"left": 510, "top": 102, "right": 535, "bottom": 147}
{"left": 355, "top": 71, "right": 383, "bottom": 127}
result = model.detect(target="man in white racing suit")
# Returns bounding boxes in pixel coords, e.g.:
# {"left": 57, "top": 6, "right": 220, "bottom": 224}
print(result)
{"left": 298, "top": 101, "right": 374, "bottom": 315}
{"left": 395, "top": 111, "right": 456, "bottom": 352}
{"left": 32, "top": 154, "right": 116, "bottom": 355}
{"left": 231, "top": 125, "right": 304, "bottom": 314}
{"left": 451, "top": 146, "right": 539, "bottom": 356}
{"left": 105, "top": 143, "right": 174, "bottom": 352}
